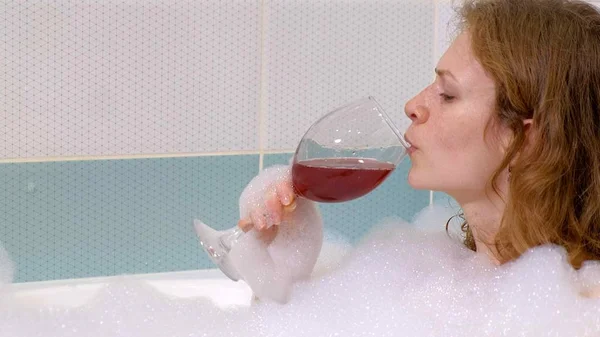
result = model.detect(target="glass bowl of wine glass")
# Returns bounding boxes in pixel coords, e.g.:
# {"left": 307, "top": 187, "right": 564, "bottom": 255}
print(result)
{"left": 194, "top": 96, "right": 410, "bottom": 281}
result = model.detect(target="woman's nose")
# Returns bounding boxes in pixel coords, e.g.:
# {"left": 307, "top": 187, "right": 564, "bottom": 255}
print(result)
{"left": 404, "top": 91, "right": 430, "bottom": 123}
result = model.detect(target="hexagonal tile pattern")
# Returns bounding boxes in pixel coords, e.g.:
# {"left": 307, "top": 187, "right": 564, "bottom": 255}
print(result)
{"left": 263, "top": 0, "right": 435, "bottom": 150}
{"left": 436, "top": 0, "right": 458, "bottom": 63}
{"left": 1, "top": 1, "right": 260, "bottom": 158}
{"left": 0, "top": 155, "right": 258, "bottom": 282}
{"left": 0, "top": 0, "right": 451, "bottom": 283}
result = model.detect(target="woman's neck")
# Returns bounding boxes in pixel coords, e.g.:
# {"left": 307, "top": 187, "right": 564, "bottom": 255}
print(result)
{"left": 456, "top": 192, "right": 507, "bottom": 265}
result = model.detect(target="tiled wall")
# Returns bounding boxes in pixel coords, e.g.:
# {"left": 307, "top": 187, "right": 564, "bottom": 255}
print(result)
{"left": 0, "top": 0, "right": 461, "bottom": 283}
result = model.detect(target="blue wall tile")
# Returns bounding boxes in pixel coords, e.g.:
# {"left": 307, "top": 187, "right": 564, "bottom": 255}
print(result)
{"left": 0, "top": 155, "right": 258, "bottom": 282}
{"left": 263, "top": 153, "right": 430, "bottom": 243}
{"left": 432, "top": 192, "right": 460, "bottom": 209}
{"left": 0, "top": 153, "right": 435, "bottom": 282}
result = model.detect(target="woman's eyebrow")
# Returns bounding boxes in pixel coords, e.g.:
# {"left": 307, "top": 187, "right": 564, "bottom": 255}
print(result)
{"left": 435, "top": 68, "right": 457, "bottom": 82}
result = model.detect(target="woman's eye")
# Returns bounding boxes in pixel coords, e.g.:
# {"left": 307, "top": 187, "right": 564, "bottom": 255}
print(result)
{"left": 440, "top": 93, "right": 456, "bottom": 102}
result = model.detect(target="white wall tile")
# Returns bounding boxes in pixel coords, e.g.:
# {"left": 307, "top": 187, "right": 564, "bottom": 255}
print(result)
{"left": 263, "top": 0, "right": 436, "bottom": 150}
{"left": 435, "top": 0, "right": 457, "bottom": 63}
{"left": 1, "top": 1, "right": 261, "bottom": 158}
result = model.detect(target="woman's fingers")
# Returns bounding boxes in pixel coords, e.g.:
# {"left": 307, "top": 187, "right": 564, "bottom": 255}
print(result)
{"left": 276, "top": 180, "right": 295, "bottom": 207}
{"left": 256, "top": 224, "right": 279, "bottom": 244}
{"left": 264, "top": 190, "right": 283, "bottom": 226}
{"left": 250, "top": 208, "right": 267, "bottom": 231}
{"left": 238, "top": 218, "right": 253, "bottom": 232}
{"left": 237, "top": 179, "right": 298, "bottom": 235}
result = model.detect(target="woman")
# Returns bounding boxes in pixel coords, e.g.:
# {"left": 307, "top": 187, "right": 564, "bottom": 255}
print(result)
{"left": 238, "top": 0, "right": 600, "bottom": 272}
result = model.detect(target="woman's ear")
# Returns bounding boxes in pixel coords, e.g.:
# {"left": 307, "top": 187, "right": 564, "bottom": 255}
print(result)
{"left": 522, "top": 118, "right": 534, "bottom": 150}
{"left": 507, "top": 118, "right": 534, "bottom": 169}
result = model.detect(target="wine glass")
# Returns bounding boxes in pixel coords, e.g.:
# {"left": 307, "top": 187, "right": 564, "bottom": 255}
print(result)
{"left": 194, "top": 96, "right": 410, "bottom": 281}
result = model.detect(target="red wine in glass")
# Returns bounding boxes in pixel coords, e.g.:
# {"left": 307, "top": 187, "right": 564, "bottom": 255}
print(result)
{"left": 292, "top": 157, "right": 395, "bottom": 202}
{"left": 194, "top": 97, "right": 410, "bottom": 282}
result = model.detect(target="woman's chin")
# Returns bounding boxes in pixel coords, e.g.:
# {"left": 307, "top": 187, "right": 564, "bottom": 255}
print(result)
{"left": 407, "top": 173, "right": 431, "bottom": 190}
{"left": 407, "top": 171, "right": 444, "bottom": 192}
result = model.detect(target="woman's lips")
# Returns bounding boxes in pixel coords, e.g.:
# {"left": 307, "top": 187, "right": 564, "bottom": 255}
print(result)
{"left": 404, "top": 135, "right": 418, "bottom": 154}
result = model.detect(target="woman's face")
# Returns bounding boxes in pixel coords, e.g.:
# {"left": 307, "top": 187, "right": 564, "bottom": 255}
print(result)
{"left": 404, "top": 32, "right": 512, "bottom": 201}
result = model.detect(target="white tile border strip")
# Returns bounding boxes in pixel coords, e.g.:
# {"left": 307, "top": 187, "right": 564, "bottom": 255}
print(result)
{"left": 0, "top": 150, "right": 296, "bottom": 164}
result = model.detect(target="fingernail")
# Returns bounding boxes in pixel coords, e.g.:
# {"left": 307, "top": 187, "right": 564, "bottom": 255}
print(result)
{"left": 284, "top": 200, "right": 297, "bottom": 212}
{"left": 281, "top": 193, "right": 292, "bottom": 206}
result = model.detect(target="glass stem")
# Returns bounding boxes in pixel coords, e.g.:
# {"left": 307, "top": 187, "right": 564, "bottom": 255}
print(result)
{"left": 219, "top": 227, "right": 245, "bottom": 252}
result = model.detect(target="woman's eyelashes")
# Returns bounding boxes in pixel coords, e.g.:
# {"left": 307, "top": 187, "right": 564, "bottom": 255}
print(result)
{"left": 440, "top": 93, "right": 456, "bottom": 102}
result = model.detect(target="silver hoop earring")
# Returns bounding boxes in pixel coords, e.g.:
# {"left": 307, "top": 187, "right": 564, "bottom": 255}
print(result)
{"left": 445, "top": 213, "right": 464, "bottom": 232}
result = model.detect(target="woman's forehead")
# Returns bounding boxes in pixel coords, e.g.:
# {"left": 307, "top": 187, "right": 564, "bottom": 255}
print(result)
{"left": 437, "top": 32, "right": 495, "bottom": 93}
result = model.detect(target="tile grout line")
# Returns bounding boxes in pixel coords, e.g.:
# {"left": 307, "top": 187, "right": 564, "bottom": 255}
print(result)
{"left": 429, "top": 0, "right": 440, "bottom": 206}
{"left": 0, "top": 149, "right": 297, "bottom": 164}
{"left": 257, "top": 0, "right": 267, "bottom": 172}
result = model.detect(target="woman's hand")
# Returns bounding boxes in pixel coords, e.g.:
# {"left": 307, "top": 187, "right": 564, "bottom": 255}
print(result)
{"left": 238, "top": 178, "right": 297, "bottom": 242}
